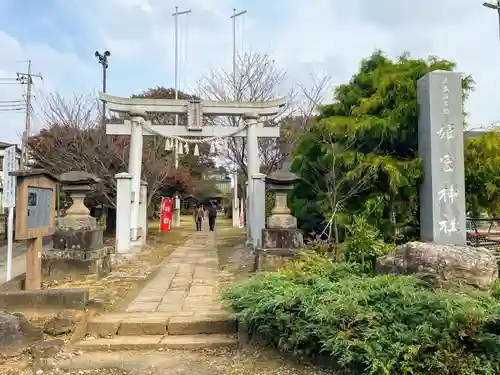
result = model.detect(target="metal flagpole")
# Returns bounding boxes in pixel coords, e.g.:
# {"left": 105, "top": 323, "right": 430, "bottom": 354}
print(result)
{"left": 172, "top": 6, "right": 191, "bottom": 169}
{"left": 172, "top": 6, "right": 191, "bottom": 228}
{"left": 230, "top": 8, "right": 247, "bottom": 227}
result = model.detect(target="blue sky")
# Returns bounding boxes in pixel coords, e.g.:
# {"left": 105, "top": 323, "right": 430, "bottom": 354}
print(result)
{"left": 1, "top": 0, "right": 500, "bottom": 144}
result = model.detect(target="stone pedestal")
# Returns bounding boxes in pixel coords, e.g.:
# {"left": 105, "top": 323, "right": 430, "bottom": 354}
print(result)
{"left": 56, "top": 216, "right": 97, "bottom": 232}
{"left": 43, "top": 171, "right": 113, "bottom": 280}
{"left": 255, "top": 170, "right": 304, "bottom": 272}
{"left": 43, "top": 242, "right": 113, "bottom": 280}
{"left": 262, "top": 228, "right": 304, "bottom": 249}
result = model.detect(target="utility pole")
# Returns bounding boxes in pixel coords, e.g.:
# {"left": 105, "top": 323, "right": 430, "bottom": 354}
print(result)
{"left": 17, "top": 60, "right": 42, "bottom": 169}
{"left": 95, "top": 50, "right": 111, "bottom": 124}
{"left": 172, "top": 6, "right": 192, "bottom": 169}
{"left": 484, "top": 1, "right": 500, "bottom": 37}
{"left": 230, "top": 8, "right": 247, "bottom": 227}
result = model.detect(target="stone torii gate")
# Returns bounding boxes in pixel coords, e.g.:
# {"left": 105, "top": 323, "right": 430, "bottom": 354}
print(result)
{"left": 99, "top": 92, "right": 286, "bottom": 253}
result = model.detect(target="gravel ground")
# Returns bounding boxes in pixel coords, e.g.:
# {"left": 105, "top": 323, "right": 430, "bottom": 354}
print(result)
{"left": 33, "top": 347, "right": 335, "bottom": 375}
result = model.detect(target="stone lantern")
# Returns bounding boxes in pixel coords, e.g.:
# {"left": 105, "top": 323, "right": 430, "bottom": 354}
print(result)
{"left": 46, "top": 171, "right": 113, "bottom": 280}
{"left": 256, "top": 169, "right": 304, "bottom": 271}
{"left": 266, "top": 170, "right": 299, "bottom": 230}
{"left": 58, "top": 171, "right": 100, "bottom": 230}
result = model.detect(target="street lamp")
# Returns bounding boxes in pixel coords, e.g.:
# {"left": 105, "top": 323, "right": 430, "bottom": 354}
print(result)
{"left": 483, "top": 1, "right": 500, "bottom": 38}
{"left": 95, "top": 50, "right": 110, "bottom": 122}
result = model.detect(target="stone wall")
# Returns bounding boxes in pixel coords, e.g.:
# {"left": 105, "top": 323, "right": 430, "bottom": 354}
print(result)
{"left": 0, "top": 288, "right": 89, "bottom": 312}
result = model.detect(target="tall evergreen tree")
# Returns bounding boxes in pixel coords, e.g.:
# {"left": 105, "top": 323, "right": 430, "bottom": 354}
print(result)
{"left": 292, "top": 51, "right": 474, "bottom": 242}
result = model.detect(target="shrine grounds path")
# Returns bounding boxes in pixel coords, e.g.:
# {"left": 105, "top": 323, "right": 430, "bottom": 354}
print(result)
{"left": 41, "top": 217, "right": 331, "bottom": 375}
{"left": 124, "top": 228, "right": 222, "bottom": 315}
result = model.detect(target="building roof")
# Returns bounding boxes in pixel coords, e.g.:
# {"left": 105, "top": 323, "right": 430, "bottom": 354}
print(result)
{"left": 464, "top": 130, "right": 489, "bottom": 140}
{"left": 0, "top": 142, "right": 21, "bottom": 151}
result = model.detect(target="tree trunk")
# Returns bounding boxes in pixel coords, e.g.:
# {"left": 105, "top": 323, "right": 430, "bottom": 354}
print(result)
{"left": 333, "top": 215, "right": 340, "bottom": 262}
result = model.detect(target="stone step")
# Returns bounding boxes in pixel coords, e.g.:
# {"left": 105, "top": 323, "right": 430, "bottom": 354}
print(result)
{"left": 73, "top": 334, "right": 238, "bottom": 351}
{"left": 87, "top": 312, "right": 237, "bottom": 336}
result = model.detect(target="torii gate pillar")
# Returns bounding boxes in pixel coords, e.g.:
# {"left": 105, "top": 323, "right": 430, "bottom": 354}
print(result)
{"left": 244, "top": 113, "right": 260, "bottom": 244}
{"left": 129, "top": 111, "right": 145, "bottom": 242}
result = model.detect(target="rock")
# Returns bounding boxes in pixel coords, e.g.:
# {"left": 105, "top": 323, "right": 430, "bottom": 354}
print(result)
{"left": 31, "top": 338, "right": 65, "bottom": 358}
{"left": 43, "top": 310, "right": 77, "bottom": 336}
{"left": 375, "top": 241, "right": 498, "bottom": 290}
{"left": 0, "top": 310, "right": 44, "bottom": 358}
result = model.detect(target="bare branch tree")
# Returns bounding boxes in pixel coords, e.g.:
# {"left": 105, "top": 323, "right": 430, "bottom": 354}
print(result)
{"left": 304, "top": 133, "right": 376, "bottom": 246}
{"left": 28, "top": 92, "right": 187, "bottom": 208}
{"left": 197, "top": 53, "right": 330, "bottom": 179}
{"left": 40, "top": 92, "right": 101, "bottom": 129}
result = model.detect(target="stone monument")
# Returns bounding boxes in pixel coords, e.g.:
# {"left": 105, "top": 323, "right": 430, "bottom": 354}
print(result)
{"left": 375, "top": 71, "right": 498, "bottom": 288}
{"left": 254, "top": 170, "right": 304, "bottom": 271}
{"left": 42, "top": 171, "right": 114, "bottom": 280}
{"left": 417, "top": 70, "right": 466, "bottom": 245}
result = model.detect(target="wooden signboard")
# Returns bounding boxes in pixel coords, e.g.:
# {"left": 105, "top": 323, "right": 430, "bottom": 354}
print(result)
{"left": 9, "top": 169, "right": 59, "bottom": 289}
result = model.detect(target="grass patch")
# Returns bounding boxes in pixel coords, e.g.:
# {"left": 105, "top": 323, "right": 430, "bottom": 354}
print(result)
{"left": 218, "top": 227, "right": 246, "bottom": 248}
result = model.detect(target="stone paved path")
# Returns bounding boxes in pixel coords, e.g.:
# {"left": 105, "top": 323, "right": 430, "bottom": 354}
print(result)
{"left": 126, "top": 230, "right": 224, "bottom": 315}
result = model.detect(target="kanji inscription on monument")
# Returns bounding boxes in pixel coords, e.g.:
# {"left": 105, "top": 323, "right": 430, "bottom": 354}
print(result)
{"left": 417, "top": 71, "right": 466, "bottom": 245}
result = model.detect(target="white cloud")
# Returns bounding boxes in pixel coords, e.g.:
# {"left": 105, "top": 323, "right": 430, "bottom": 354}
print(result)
{"left": 0, "top": 31, "right": 97, "bottom": 143}
{"left": 1, "top": 0, "right": 500, "bottom": 145}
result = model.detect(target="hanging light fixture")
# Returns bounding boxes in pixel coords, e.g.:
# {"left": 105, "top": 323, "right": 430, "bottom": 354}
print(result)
{"left": 194, "top": 144, "right": 199, "bottom": 156}
{"left": 209, "top": 141, "right": 215, "bottom": 154}
{"left": 184, "top": 142, "right": 189, "bottom": 154}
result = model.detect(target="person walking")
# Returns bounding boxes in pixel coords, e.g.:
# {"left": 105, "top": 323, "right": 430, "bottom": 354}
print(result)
{"left": 207, "top": 201, "right": 217, "bottom": 232}
{"left": 194, "top": 204, "right": 204, "bottom": 231}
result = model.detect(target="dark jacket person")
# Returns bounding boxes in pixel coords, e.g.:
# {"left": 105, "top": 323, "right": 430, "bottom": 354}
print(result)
{"left": 207, "top": 202, "right": 217, "bottom": 232}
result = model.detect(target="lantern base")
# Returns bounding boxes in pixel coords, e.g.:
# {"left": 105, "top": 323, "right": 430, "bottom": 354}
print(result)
{"left": 267, "top": 213, "right": 297, "bottom": 229}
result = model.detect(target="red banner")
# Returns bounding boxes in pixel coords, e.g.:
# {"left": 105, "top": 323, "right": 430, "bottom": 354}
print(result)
{"left": 160, "top": 197, "right": 173, "bottom": 232}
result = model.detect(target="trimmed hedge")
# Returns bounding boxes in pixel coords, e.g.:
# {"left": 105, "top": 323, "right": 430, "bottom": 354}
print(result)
{"left": 222, "top": 253, "right": 500, "bottom": 375}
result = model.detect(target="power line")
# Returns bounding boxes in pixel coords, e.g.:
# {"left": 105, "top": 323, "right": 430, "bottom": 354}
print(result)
{"left": 0, "top": 103, "right": 25, "bottom": 108}
{"left": 0, "top": 100, "right": 23, "bottom": 104}
{"left": 0, "top": 87, "right": 25, "bottom": 113}
{"left": 0, "top": 108, "right": 24, "bottom": 112}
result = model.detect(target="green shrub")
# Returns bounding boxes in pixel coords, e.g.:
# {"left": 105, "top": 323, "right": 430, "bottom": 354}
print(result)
{"left": 280, "top": 251, "right": 364, "bottom": 282}
{"left": 344, "top": 215, "right": 395, "bottom": 272}
{"left": 222, "top": 254, "right": 500, "bottom": 374}
{"left": 491, "top": 279, "right": 500, "bottom": 300}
